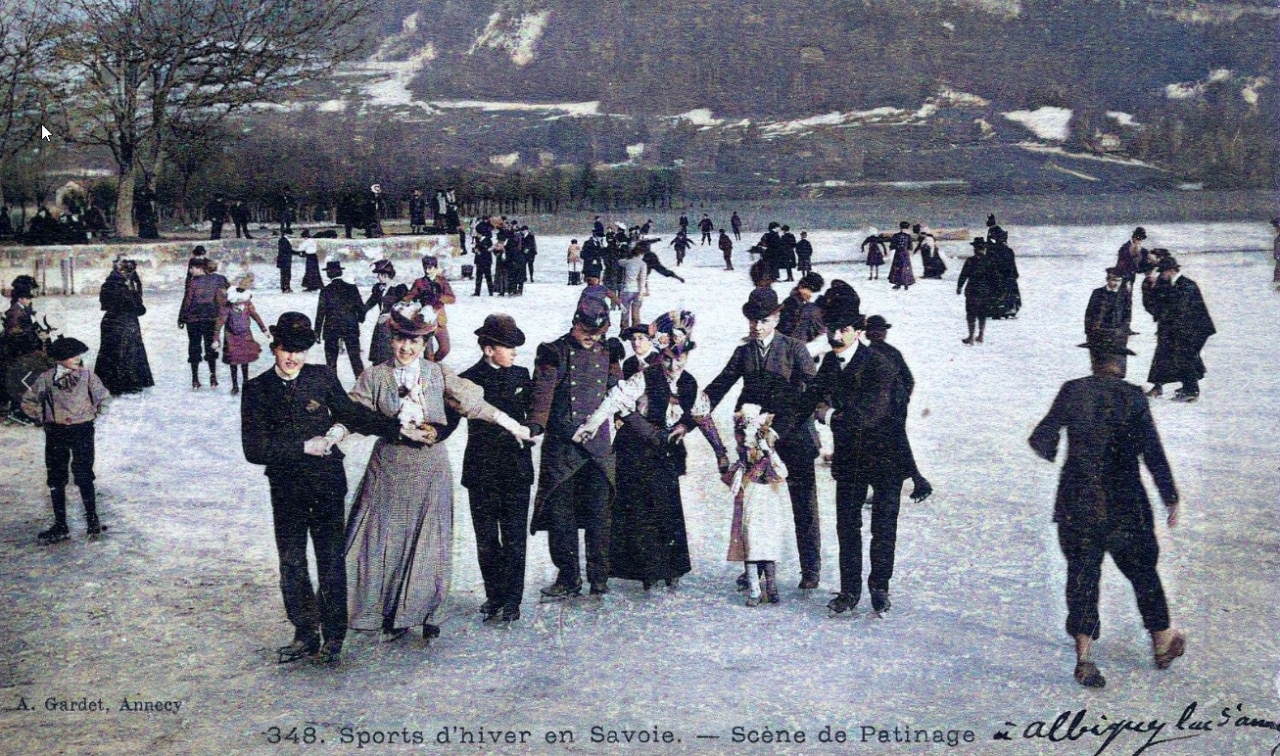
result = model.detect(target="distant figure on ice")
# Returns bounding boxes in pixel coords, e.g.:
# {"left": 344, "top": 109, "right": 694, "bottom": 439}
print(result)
{"left": 778, "top": 225, "right": 798, "bottom": 282}
{"left": 206, "top": 193, "right": 227, "bottom": 240}
{"left": 231, "top": 198, "right": 253, "bottom": 239}
{"left": 298, "top": 231, "right": 322, "bottom": 292}
{"left": 1142, "top": 256, "right": 1215, "bottom": 402}
{"left": 887, "top": 222, "right": 915, "bottom": 291}
{"left": 364, "top": 184, "right": 386, "bottom": 238}
{"left": 731, "top": 211, "right": 742, "bottom": 241}
{"left": 957, "top": 238, "right": 998, "bottom": 345}
{"left": 699, "top": 213, "right": 714, "bottom": 245}
{"left": 409, "top": 188, "right": 428, "bottom": 234}
{"left": 718, "top": 229, "right": 734, "bottom": 270}
{"left": 217, "top": 276, "right": 269, "bottom": 396}
{"left": 987, "top": 227, "right": 1021, "bottom": 318}
{"left": 24, "top": 336, "right": 110, "bottom": 543}
{"left": 96, "top": 258, "right": 153, "bottom": 396}
{"left": 179, "top": 258, "right": 229, "bottom": 389}
{"left": 795, "top": 231, "right": 814, "bottom": 274}
{"left": 277, "top": 186, "right": 297, "bottom": 235}
{"left": 276, "top": 233, "right": 296, "bottom": 293}
{"left": 1084, "top": 267, "right": 1132, "bottom": 366}
{"left": 1114, "top": 226, "right": 1149, "bottom": 312}
{"left": 861, "top": 228, "right": 885, "bottom": 280}
{"left": 1029, "top": 334, "right": 1185, "bottom": 690}
{"left": 315, "top": 260, "right": 366, "bottom": 380}
{"left": 669, "top": 230, "right": 694, "bottom": 266}
{"left": 916, "top": 225, "right": 946, "bottom": 279}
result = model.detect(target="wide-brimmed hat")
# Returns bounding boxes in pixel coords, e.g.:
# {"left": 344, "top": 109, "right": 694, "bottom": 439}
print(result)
{"left": 742, "top": 288, "right": 782, "bottom": 320}
{"left": 48, "top": 336, "right": 89, "bottom": 361}
{"left": 865, "top": 315, "right": 891, "bottom": 331}
{"left": 270, "top": 312, "right": 317, "bottom": 352}
{"left": 324, "top": 260, "right": 343, "bottom": 276}
{"left": 1156, "top": 256, "right": 1179, "bottom": 272}
{"left": 10, "top": 274, "right": 38, "bottom": 299}
{"left": 372, "top": 259, "right": 396, "bottom": 278}
{"left": 474, "top": 313, "right": 525, "bottom": 347}
{"left": 1078, "top": 333, "right": 1136, "bottom": 356}
{"left": 620, "top": 324, "right": 652, "bottom": 340}
{"left": 1105, "top": 266, "right": 1122, "bottom": 277}
{"left": 970, "top": 236, "right": 987, "bottom": 249}
{"left": 388, "top": 304, "right": 438, "bottom": 337}
{"left": 573, "top": 298, "right": 610, "bottom": 334}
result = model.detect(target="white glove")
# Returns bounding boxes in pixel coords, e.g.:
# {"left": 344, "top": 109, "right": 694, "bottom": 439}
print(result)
{"left": 493, "top": 411, "right": 532, "bottom": 443}
{"left": 572, "top": 424, "right": 599, "bottom": 444}
{"left": 303, "top": 437, "right": 330, "bottom": 456}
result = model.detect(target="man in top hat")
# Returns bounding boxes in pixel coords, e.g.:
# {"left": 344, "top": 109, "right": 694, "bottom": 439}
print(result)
{"left": 704, "top": 287, "right": 823, "bottom": 591}
{"left": 528, "top": 298, "right": 622, "bottom": 600}
{"left": 805, "top": 302, "right": 901, "bottom": 616}
{"left": 460, "top": 314, "right": 534, "bottom": 623}
{"left": 1141, "top": 256, "right": 1215, "bottom": 402}
{"left": 956, "top": 237, "right": 998, "bottom": 345}
{"left": 1085, "top": 267, "right": 1133, "bottom": 356}
{"left": 1029, "top": 332, "right": 1184, "bottom": 689}
{"left": 22, "top": 336, "right": 110, "bottom": 543}
{"left": 315, "top": 260, "right": 367, "bottom": 380}
{"left": 863, "top": 315, "right": 933, "bottom": 504}
{"left": 241, "top": 312, "right": 414, "bottom": 665}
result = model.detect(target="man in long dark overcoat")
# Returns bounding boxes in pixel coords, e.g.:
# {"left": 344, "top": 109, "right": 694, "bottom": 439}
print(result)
{"left": 314, "top": 261, "right": 366, "bottom": 380}
{"left": 1084, "top": 267, "right": 1131, "bottom": 372}
{"left": 1141, "top": 256, "right": 1215, "bottom": 401}
{"left": 1029, "top": 335, "right": 1184, "bottom": 689}
{"left": 528, "top": 298, "right": 620, "bottom": 599}
{"left": 459, "top": 315, "right": 534, "bottom": 623}
{"left": 704, "top": 287, "right": 821, "bottom": 591}
{"left": 805, "top": 303, "right": 899, "bottom": 617}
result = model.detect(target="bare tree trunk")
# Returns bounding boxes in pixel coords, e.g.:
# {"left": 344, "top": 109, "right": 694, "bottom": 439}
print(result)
{"left": 115, "top": 165, "right": 138, "bottom": 238}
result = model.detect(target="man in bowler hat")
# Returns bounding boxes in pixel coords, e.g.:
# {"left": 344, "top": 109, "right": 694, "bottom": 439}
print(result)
{"left": 240, "top": 313, "right": 412, "bottom": 665}
{"left": 315, "top": 260, "right": 366, "bottom": 380}
{"left": 1029, "top": 333, "right": 1185, "bottom": 689}
{"left": 460, "top": 314, "right": 534, "bottom": 623}
{"left": 528, "top": 298, "right": 621, "bottom": 600}
{"left": 704, "top": 287, "right": 822, "bottom": 591}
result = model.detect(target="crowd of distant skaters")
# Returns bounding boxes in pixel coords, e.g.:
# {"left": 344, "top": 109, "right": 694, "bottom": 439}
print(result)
{"left": 4, "top": 206, "right": 1265, "bottom": 684}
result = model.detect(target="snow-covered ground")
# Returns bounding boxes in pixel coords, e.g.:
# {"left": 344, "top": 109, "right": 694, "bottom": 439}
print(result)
{"left": 2, "top": 219, "right": 1279, "bottom": 755}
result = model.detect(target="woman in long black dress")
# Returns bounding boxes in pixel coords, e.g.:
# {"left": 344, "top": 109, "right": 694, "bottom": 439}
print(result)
{"left": 96, "top": 258, "right": 154, "bottom": 394}
{"left": 574, "top": 311, "right": 728, "bottom": 590}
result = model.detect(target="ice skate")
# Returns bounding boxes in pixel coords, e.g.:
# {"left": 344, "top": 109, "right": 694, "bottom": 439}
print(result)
{"left": 277, "top": 636, "right": 319, "bottom": 664}
{"left": 1074, "top": 661, "right": 1106, "bottom": 689}
{"left": 422, "top": 623, "right": 442, "bottom": 643}
{"left": 826, "top": 593, "right": 859, "bottom": 617}
{"left": 86, "top": 517, "right": 108, "bottom": 539}
{"left": 869, "top": 588, "right": 891, "bottom": 617}
{"left": 37, "top": 523, "right": 70, "bottom": 544}
{"left": 539, "top": 581, "right": 582, "bottom": 603}
{"left": 313, "top": 640, "right": 342, "bottom": 666}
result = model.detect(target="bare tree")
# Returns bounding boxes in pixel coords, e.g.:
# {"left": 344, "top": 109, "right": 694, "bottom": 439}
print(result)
{"left": 0, "top": 0, "right": 62, "bottom": 194}
{"left": 56, "top": 0, "right": 375, "bottom": 237}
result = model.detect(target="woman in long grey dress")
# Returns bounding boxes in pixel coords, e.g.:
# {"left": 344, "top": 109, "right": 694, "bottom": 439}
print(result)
{"left": 344, "top": 305, "right": 531, "bottom": 641}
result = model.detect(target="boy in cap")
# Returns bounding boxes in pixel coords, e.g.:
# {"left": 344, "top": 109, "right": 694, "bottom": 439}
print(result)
{"left": 22, "top": 336, "right": 110, "bottom": 542}
{"left": 460, "top": 314, "right": 535, "bottom": 623}
{"left": 1030, "top": 333, "right": 1184, "bottom": 689}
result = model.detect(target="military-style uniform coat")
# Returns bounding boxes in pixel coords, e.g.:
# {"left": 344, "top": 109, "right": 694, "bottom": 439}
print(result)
{"left": 527, "top": 333, "right": 620, "bottom": 533}
{"left": 1029, "top": 375, "right": 1178, "bottom": 530}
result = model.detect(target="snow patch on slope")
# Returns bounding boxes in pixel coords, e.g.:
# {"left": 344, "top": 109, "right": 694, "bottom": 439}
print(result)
{"left": 1004, "top": 107, "right": 1071, "bottom": 141}
{"left": 469, "top": 9, "right": 551, "bottom": 67}
{"left": 432, "top": 100, "right": 600, "bottom": 116}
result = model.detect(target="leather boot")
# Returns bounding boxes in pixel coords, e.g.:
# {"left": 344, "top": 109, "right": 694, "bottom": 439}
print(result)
{"left": 81, "top": 483, "right": 104, "bottom": 535}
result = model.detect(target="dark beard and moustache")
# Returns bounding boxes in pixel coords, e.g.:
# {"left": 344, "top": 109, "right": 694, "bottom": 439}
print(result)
{"left": 828, "top": 338, "right": 844, "bottom": 349}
